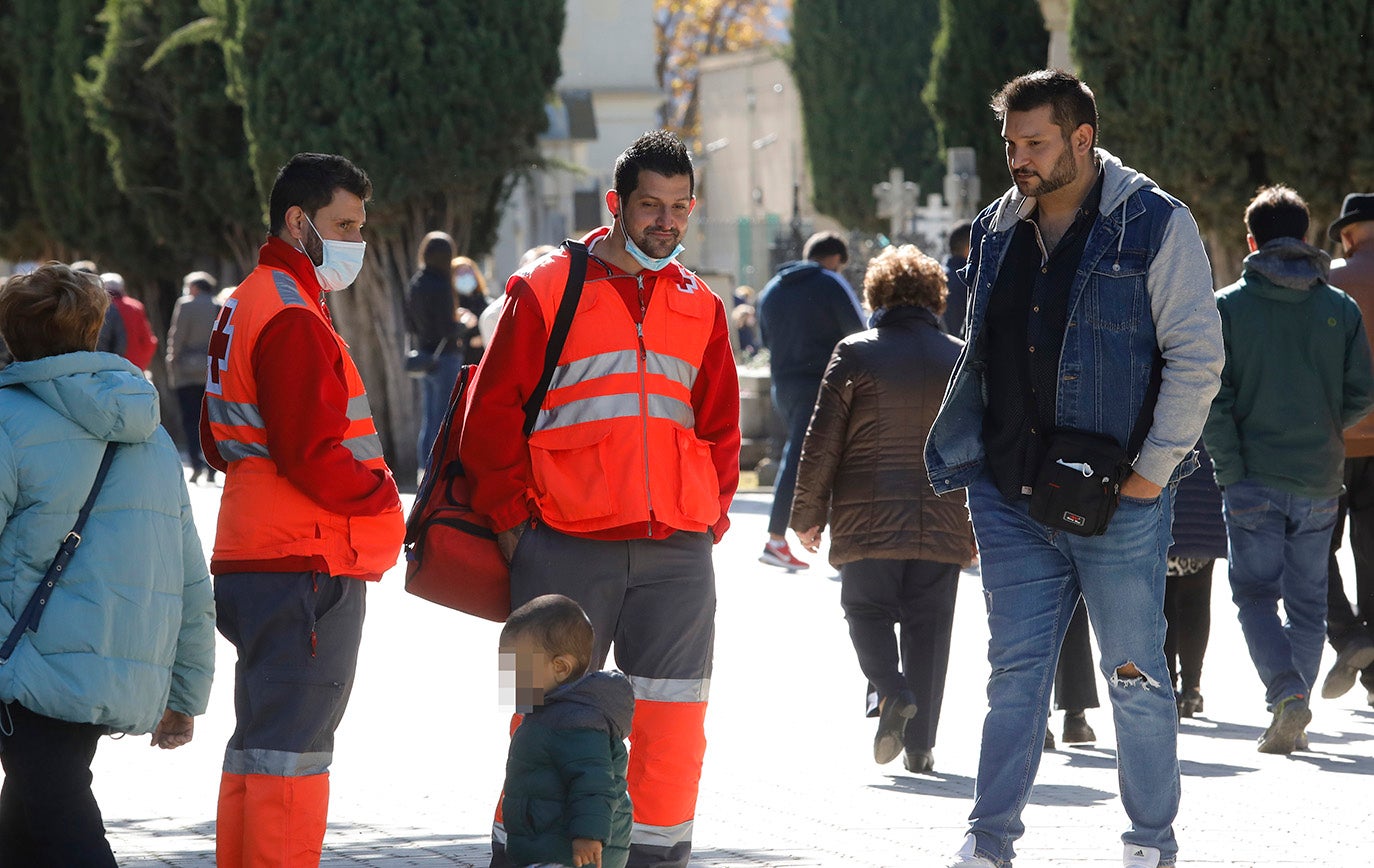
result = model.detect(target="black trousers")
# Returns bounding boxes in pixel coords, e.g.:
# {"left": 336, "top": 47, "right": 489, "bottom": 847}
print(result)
{"left": 1328, "top": 457, "right": 1374, "bottom": 691}
{"left": 1053, "top": 599, "right": 1100, "bottom": 711}
{"left": 0, "top": 703, "right": 116, "bottom": 867}
{"left": 175, "top": 385, "right": 208, "bottom": 475}
{"left": 841, "top": 558, "right": 960, "bottom": 751}
{"left": 1165, "top": 561, "right": 1213, "bottom": 692}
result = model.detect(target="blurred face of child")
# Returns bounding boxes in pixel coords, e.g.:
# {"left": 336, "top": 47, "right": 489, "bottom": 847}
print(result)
{"left": 499, "top": 634, "right": 577, "bottom": 710}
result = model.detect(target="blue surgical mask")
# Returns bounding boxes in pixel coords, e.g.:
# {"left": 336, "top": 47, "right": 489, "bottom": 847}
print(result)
{"left": 618, "top": 213, "right": 684, "bottom": 271}
{"left": 300, "top": 213, "right": 366, "bottom": 292}
{"left": 455, "top": 272, "right": 478, "bottom": 293}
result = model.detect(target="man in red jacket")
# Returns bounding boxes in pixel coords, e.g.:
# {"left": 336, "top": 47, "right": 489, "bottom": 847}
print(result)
{"left": 201, "top": 153, "right": 405, "bottom": 867}
{"left": 461, "top": 130, "right": 740, "bottom": 868}
{"left": 100, "top": 272, "right": 157, "bottom": 371}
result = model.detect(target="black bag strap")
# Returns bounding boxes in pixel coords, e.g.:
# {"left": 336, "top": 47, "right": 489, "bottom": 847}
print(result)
{"left": 522, "top": 239, "right": 588, "bottom": 436}
{"left": 0, "top": 441, "right": 118, "bottom": 664}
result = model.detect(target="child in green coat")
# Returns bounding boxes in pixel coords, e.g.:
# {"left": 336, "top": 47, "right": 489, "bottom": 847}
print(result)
{"left": 500, "top": 594, "right": 634, "bottom": 868}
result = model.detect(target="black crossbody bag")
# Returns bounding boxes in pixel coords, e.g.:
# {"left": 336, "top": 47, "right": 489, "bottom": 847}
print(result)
{"left": 1027, "top": 360, "right": 1161, "bottom": 537}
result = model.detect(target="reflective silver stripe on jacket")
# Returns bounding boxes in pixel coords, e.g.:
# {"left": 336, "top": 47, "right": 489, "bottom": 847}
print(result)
{"left": 343, "top": 433, "right": 385, "bottom": 462}
{"left": 548, "top": 350, "right": 638, "bottom": 393}
{"left": 534, "top": 393, "right": 694, "bottom": 432}
{"left": 272, "top": 271, "right": 308, "bottom": 308}
{"left": 346, "top": 394, "right": 372, "bottom": 420}
{"left": 646, "top": 353, "right": 698, "bottom": 391}
{"left": 626, "top": 675, "right": 710, "bottom": 702}
{"left": 215, "top": 439, "right": 271, "bottom": 462}
{"left": 204, "top": 397, "right": 265, "bottom": 430}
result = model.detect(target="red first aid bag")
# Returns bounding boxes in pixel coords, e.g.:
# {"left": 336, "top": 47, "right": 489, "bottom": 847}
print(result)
{"left": 403, "top": 365, "right": 510, "bottom": 621}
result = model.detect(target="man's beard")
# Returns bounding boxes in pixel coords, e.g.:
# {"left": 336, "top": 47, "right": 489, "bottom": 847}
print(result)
{"left": 1013, "top": 146, "right": 1078, "bottom": 198}
{"left": 633, "top": 227, "right": 680, "bottom": 259}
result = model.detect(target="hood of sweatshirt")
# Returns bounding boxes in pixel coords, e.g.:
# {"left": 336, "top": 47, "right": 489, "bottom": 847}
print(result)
{"left": 1239, "top": 237, "right": 1332, "bottom": 300}
{"left": 539, "top": 670, "right": 635, "bottom": 739}
{"left": 0, "top": 351, "right": 159, "bottom": 442}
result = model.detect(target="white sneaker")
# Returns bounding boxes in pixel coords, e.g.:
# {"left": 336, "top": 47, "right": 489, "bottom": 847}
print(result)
{"left": 1123, "top": 843, "right": 1161, "bottom": 868}
{"left": 947, "top": 833, "right": 1000, "bottom": 867}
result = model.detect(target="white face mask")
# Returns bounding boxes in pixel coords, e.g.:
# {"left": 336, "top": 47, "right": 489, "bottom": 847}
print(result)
{"left": 455, "top": 272, "right": 478, "bottom": 293}
{"left": 300, "top": 212, "right": 366, "bottom": 292}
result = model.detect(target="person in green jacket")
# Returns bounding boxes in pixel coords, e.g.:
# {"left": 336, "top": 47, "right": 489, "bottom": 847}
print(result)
{"left": 1204, "top": 185, "right": 1374, "bottom": 755}
{"left": 0, "top": 264, "right": 215, "bottom": 866}
{"left": 500, "top": 594, "right": 634, "bottom": 868}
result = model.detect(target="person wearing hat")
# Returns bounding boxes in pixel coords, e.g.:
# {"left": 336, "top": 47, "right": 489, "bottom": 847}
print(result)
{"left": 1322, "top": 193, "right": 1374, "bottom": 705}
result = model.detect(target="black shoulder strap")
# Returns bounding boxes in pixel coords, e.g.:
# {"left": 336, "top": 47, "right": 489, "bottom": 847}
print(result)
{"left": 0, "top": 441, "right": 118, "bottom": 664}
{"left": 521, "top": 239, "right": 588, "bottom": 436}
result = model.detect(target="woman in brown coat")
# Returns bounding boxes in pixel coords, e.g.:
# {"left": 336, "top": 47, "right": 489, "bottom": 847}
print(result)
{"left": 791, "top": 244, "right": 973, "bottom": 774}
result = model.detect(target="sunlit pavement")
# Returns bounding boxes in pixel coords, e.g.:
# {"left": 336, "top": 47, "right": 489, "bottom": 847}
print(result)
{"left": 95, "top": 481, "right": 1374, "bottom": 866}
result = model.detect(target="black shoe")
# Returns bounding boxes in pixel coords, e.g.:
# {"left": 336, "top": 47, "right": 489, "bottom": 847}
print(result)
{"left": 874, "top": 695, "right": 918, "bottom": 764}
{"left": 1176, "top": 687, "right": 1204, "bottom": 718}
{"left": 1062, "top": 710, "right": 1096, "bottom": 744}
{"left": 903, "top": 747, "right": 934, "bottom": 773}
{"left": 1043, "top": 728, "right": 1056, "bottom": 751}
{"left": 1320, "top": 640, "right": 1374, "bottom": 699}
{"left": 1257, "top": 694, "right": 1312, "bottom": 755}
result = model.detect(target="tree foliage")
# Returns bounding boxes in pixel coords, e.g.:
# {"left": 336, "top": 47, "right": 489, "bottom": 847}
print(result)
{"left": 0, "top": 13, "right": 53, "bottom": 261}
{"left": 655, "top": 0, "right": 788, "bottom": 136}
{"left": 923, "top": 0, "right": 1048, "bottom": 202}
{"left": 80, "top": 0, "right": 261, "bottom": 273}
{"left": 218, "top": 0, "right": 564, "bottom": 476}
{"left": 1072, "top": 0, "right": 1374, "bottom": 275}
{"left": 792, "top": 0, "right": 941, "bottom": 230}
{"left": 4, "top": 0, "right": 163, "bottom": 274}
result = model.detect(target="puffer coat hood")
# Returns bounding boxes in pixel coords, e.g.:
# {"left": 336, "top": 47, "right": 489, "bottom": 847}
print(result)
{"left": 0, "top": 352, "right": 214, "bottom": 734}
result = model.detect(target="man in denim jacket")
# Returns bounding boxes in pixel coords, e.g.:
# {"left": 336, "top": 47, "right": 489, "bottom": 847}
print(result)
{"left": 925, "top": 70, "right": 1223, "bottom": 868}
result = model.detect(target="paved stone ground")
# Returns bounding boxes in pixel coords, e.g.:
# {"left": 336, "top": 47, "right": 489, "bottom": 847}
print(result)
{"left": 86, "top": 484, "right": 1374, "bottom": 866}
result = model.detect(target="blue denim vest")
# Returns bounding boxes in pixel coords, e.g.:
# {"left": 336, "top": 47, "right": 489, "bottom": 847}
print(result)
{"left": 926, "top": 182, "right": 1199, "bottom": 495}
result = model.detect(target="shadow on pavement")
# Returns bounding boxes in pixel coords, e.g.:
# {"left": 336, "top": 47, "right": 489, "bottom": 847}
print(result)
{"left": 1289, "top": 749, "right": 1374, "bottom": 775}
{"left": 1177, "top": 716, "right": 1266, "bottom": 742}
{"left": 1024, "top": 781, "right": 1116, "bottom": 807}
{"left": 870, "top": 771, "right": 975, "bottom": 799}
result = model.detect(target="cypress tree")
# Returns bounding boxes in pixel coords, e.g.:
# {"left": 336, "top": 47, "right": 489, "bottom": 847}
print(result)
{"left": 922, "top": 0, "right": 1048, "bottom": 204}
{"left": 219, "top": 0, "right": 564, "bottom": 476}
{"left": 792, "top": 0, "right": 942, "bottom": 231}
{"left": 4, "top": 0, "right": 163, "bottom": 273}
{"left": 1073, "top": 0, "right": 1374, "bottom": 274}
{"left": 81, "top": 0, "right": 261, "bottom": 274}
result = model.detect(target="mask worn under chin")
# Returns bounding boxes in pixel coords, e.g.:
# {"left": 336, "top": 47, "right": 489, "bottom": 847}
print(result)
{"left": 618, "top": 213, "right": 685, "bottom": 271}
{"left": 299, "top": 212, "right": 366, "bottom": 292}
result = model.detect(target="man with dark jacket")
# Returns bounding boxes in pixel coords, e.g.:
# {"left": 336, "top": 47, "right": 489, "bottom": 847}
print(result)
{"left": 1322, "top": 193, "right": 1374, "bottom": 705}
{"left": 1204, "top": 186, "right": 1374, "bottom": 755}
{"left": 942, "top": 221, "right": 973, "bottom": 337}
{"left": 756, "top": 231, "right": 864, "bottom": 570}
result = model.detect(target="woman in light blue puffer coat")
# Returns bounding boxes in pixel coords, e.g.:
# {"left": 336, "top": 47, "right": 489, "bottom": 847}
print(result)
{"left": 0, "top": 264, "right": 215, "bottom": 866}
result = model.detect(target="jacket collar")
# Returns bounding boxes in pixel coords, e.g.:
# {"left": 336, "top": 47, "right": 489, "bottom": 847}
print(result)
{"left": 990, "top": 147, "right": 1153, "bottom": 234}
{"left": 259, "top": 236, "right": 327, "bottom": 309}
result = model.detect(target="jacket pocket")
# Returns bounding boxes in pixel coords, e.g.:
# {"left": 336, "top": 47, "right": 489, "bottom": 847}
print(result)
{"left": 1083, "top": 249, "right": 1148, "bottom": 332}
{"left": 528, "top": 427, "right": 618, "bottom": 523}
{"left": 675, "top": 428, "right": 721, "bottom": 525}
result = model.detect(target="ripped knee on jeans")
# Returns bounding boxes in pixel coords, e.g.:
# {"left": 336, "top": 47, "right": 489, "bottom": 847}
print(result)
{"left": 1111, "top": 661, "right": 1162, "bottom": 689}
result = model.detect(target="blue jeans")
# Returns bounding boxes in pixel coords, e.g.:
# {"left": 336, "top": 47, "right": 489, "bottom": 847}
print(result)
{"left": 768, "top": 376, "right": 821, "bottom": 536}
{"left": 966, "top": 473, "right": 1179, "bottom": 867}
{"left": 1223, "top": 479, "right": 1337, "bottom": 709}
{"left": 417, "top": 353, "right": 462, "bottom": 471}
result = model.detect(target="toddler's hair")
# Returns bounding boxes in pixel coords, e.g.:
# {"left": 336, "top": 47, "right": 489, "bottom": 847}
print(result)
{"left": 500, "top": 594, "right": 595, "bottom": 678}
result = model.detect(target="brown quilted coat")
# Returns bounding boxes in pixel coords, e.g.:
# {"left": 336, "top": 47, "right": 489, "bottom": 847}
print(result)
{"left": 789, "top": 305, "right": 973, "bottom": 568}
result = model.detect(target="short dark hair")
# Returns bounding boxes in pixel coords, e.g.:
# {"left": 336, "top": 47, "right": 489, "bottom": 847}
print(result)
{"left": 268, "top": 153, "right": 372, "bottom": 235}
{"left": 614, "top": 130, "right": 694, "bottom": 200}
{"left": 0, "top": 264, "right": 109, "bottom": 362}
{"left": 418, "top": 231, "right": 455, "bottom": 272}
{"left": 948, "top": 221, "right": 973, "bottom": 256}
{"left": 1245, "top": 185, "right": 1310, "bottom": 246}
{"left": 803, "top": 231, "right": 848, "bottom": 264}
{"left": 500, "top": 594, "right": 595, "bottom": 679}
{"left": 991, "top": 69, "right": 1099, "bottom": 148}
